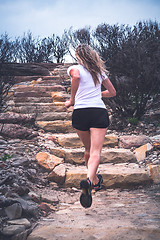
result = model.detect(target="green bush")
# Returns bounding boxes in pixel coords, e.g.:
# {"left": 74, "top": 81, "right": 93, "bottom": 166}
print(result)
{"left": 128, "top": 117, "right": 139, "bottom": 125}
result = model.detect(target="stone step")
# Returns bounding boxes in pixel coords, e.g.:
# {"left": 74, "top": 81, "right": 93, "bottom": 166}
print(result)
{"left": 8, "top": 103, "right": 67, "bottom": 113}
{"left": 36, "top": 120, "right": 74, "bottom": 133}
{"left": 6, "top": 111, "right": 71, "bottom": 121}
{"left": 50, "top": 146, "right": 137, "bottom": 165}
{"left": 14, "top": 91, "right": 51, "bottom": 98}
{"left": 42, "top": 76, "right": 63, "bottom": 81}
{"left": 15, "top": 75, "right": 62, "bottom": 83}
{"left": 13, "top": 85, "right": 65, "bottom": 93}
{"left": 15, "top": 76, "right": 45, "bottom": 83}
{"left": 14, "top": 97, "right": 53, "bottom": 103}
{"left": 36, "top": 112, "right": 72, "bottom": 121}
{"left": 13, "top": 90, "right": 68, "bottom": 99}
{"left": 52, "top": 133, "right": 118, "bottom": 148}
{"left": 38, "top": 80, "right": 69, "bottom": 86}
{"left": 65, "top": 163, "right": 151, "bottom": 188}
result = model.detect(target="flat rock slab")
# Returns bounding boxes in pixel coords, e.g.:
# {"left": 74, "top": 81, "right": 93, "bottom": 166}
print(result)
{"left": 27, "top": 226, "right": 160, "bottom": 240}
{"left": 36, "top": 120, "right": 74, "bottom": 133}
{"left": 50, "top": 147, "right": 137, "bottom": 165}
{"left": 65, "top": 163, "right": 151, "bottom": 188}
{"left": 36, "top": 112, "right": 72, "bottom": 121}
{"left": 119, "top": 135, "right": 151, "bottom": 148}
{"left": 53, "top": 133, "right": 118, "bottom": 148}
{"left": 13, "top": 85, "right": 65, "bottom": 92}
{"left": 11, "top": 103, "right": 66, "bottom": 114}
{"left": 27, "top": 185, "right": 160, "bottom": 240}
{"left": 14, "top": 96, "right": 53, "bottom": 103}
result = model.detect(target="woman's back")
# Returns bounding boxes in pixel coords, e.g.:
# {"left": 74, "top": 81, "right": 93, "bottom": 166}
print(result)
{"left": 67, "top": 64, "right": 106, "bottom": 109}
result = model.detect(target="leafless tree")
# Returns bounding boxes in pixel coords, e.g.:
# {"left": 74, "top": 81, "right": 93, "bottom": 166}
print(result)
{"left": 95, "top": 21, "right": 160, "bottom": 119}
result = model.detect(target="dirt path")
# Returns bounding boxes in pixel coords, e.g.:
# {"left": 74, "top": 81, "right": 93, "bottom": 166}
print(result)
{"left": 28, "top": 184, "right": 160, "bottom": 240}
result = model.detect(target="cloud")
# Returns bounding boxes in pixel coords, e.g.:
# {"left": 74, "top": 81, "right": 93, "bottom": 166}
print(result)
{"left": 0, "top": 0, "right": 160, "bottom": 38}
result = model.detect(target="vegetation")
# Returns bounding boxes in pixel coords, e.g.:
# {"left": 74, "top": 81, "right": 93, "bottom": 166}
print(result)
{"left": 0, "top": 64, "right": 15, "bottom": 112}
{"left": 94, "top": 21, "right": 160, "bottom": 119}
{"left": 0, "top": 20, "right": 159, "bottom": 118}
{"left": 0, "top": 153, "right": 13, "bottom": 161}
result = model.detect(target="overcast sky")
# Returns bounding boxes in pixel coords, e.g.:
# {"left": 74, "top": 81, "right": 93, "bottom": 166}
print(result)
{"left": 0, "top": 0, "right": 160, "bottom": 39}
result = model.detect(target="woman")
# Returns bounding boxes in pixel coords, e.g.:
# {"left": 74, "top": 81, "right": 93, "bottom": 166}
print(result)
{"left": 65, "top": 44, "right": 116, "bottom": 208}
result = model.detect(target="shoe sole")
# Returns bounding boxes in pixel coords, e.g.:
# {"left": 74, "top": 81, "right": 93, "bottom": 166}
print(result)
{"left": 80, "top": 180, "right": 92, "bottom": 208}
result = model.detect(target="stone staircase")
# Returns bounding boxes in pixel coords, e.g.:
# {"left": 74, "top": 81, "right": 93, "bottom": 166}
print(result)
{"left": 7, "top": 63, "right": 153, "bottom": 189}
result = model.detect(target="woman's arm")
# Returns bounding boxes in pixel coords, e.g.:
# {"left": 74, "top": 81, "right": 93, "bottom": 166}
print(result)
{"left": 101, "top": 77, "right": 116, "bottom": 98}
{"left": 65, "top": 68, "right": 80, "bottom": 108}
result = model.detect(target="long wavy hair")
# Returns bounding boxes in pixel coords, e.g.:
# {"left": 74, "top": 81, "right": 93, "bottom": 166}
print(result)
{"left": 75, "top": 44, "right": 107, "bottom": 86}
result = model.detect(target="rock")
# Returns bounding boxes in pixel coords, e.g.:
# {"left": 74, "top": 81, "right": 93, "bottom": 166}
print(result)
{"left": 7, "top": 218, "right": 31, "bottom": 228}
{"left": 153, "top": 142, "right": 160, "bottom": 150}
{"left": 119, "top": 135, "right": 151, "bottom": 149}
{"left": 11, "top": 103, "right": 66, "bottom": 114}
{"left": 134, "top": 143, "right": 153, "bottom": 162}
{"left": 51, "top": 92, "right": 68, "bottom": 102}
{"left": 14, "top": 198, "right": 39, "bottom": 218}
{"left": 14, "top": 84, "right": 65, "bottom": 93}
{"left": 0, "top": 139, "right": 7, "bottom": 145}
{"left": 150, "top": 135, "right": 160, "bottom": 143}
{"left": 54, "top": 133, "right": 118, "bottom": 148}
{"left": 14, "top": 91, "right": 51, "bottom": 98}
{"left": 103, "top": 134, "right": 118, "bottom": 147}
{"left": 148, "top": 165, "right": 160, "bottom": 183}
{"left": 0, "top": 123, "right": 38, "bottom": 139}
{"left": 14, "top": 186, "right": 30, "bottom": 196}
{"left": 50, "top": 147, "right": 84, "bottom": 164}
{"left": 50, "top": 147, "right": 137, "bottom": 165}
{"left": 28, "top": 192, "right": 41, "bottom": 204}
{"left": 36, "top": 120, "right": 73, "bottom": 133}
{"left": 54, "top": 102, "right": 65, "bottom": 106}
{"left": 65, "top": 163, "right": 151, "bottom": 188}
{"left": 39, "top": 202, "right": 52, "bottom": 216}
{"left": 54, "top": 133, "right": 84, "bottom": 148}
{"left": 27, "top": 225, "right": 160, "bottom": 240}
{"left": 1, "top": 225, "right": 25, "bottom": 236}
{"left": 40, "top": 195, "right": 59, "bottom": 204}
{"left": 14, "top": 96, "right": 53, "bottom": 103}
{"left": 36, "top": 112, "right": 71, "bottom": 121}
{"left": 36, "top": 152, "right": 64, "bottom": 171}
{"left": 0, "top": 112, "right": 35, "bottom": 124}
{"left": 5, "top": 203, "right": 22, "bottom": 220}
{"left": 11, "top": 156, "right": 29, "bottom": 167}
{"left": 11, "top": 229, "right": 29, "bottom": 240}
{"left": 0, "top": 174, "right": 15, "bottom": 186}
{"left": 0, "top": 196, "right": 16, "bottom": 208}
{"left": 48, "top": 164, "right": 66, "bottom": 184}
{"left": 101, "top": 148, "right": 137, "bottom": 164}
{"left": 2, "top": 62, "right": 58, "bottom": 76}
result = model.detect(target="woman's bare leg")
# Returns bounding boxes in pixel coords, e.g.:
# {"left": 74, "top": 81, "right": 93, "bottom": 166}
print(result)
{"left": 87, "top": 128, "right": 107, "bottom": 184}
{"left": 75, "top": 128, "right": 107, "bottom": 185}
{"left": 75, "top": 129, "right": 91, "bottom": 167}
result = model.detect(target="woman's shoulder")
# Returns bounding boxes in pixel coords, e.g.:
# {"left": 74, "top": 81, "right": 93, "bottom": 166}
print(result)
{"left": 67, "top": 64, "right": 82, "bottom": 76}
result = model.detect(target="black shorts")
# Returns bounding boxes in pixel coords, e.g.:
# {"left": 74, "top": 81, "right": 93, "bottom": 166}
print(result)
{"left": 72, "top": 107, "right": 110, "bottom": 131}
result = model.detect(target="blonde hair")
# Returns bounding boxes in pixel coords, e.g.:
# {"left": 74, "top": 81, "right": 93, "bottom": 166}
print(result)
{"left": 75, "top": 44, "right": 107, "bottom": 86}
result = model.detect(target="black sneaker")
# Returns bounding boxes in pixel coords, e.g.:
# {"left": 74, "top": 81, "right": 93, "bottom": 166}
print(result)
{"left": 80, "top": 178, "right": 92, "bottom": 208}
{"left": 93, "top": 174, "right": 103, "bottom": 191}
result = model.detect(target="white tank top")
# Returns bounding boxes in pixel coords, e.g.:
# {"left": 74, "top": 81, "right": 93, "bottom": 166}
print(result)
{"left": 67, "top": 64, "right": 107, "bottom": 109}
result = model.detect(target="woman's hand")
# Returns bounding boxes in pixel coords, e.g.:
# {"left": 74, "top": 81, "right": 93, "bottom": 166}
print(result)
{"left": 65, "top": 99, "right": 74, "bottom": 108}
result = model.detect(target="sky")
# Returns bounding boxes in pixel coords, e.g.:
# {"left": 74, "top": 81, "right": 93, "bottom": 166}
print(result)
{"left": 0, "top": 0, "right": 160, "bottom": 39}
